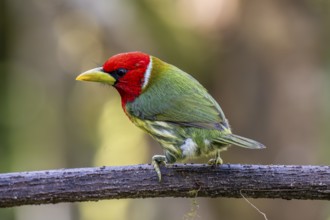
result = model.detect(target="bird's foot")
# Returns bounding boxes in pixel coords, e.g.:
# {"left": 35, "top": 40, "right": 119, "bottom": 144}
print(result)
{"left": 208, "top": 151, "right": 223, "bottom": 166}
{"left": 152, "top": 155, "right": 167, "bottom": 182}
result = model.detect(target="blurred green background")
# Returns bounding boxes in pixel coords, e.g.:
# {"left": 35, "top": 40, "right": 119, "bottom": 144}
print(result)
{"left": 1, "top": 0, "right": 330, "bottom": 219}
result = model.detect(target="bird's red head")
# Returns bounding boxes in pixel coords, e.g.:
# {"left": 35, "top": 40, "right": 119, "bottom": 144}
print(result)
{"left": 102, "top": 52, "right": 151, "bottom": 105}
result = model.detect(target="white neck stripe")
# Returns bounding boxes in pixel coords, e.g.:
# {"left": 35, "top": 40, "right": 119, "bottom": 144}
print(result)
{"left": 142, "top": 56, "right": 153, "bottom": 90}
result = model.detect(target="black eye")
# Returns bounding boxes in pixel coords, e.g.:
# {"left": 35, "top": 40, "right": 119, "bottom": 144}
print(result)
{"left": 107, "top": 68, "right": 128, "bottom": 81}
{"left": 115, "top": 68, "right": 128, "bottom": 77}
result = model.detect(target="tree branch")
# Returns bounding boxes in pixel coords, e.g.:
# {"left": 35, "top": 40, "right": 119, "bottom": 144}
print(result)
{"left": 0, "top": 164, "right": 329, "bottom": 207}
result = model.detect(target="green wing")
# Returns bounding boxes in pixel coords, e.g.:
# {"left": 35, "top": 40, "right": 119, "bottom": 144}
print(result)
{"left": 126, "top": 57, "right": 228, "bottom": 130}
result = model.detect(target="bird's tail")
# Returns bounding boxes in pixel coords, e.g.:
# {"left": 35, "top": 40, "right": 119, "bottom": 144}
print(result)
{"left": 215, "top": 134, "right": 265, "bottom": 149}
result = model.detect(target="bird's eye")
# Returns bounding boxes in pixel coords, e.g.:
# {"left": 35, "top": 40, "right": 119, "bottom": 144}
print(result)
{"left": 115, "top": 68, "right": 128, "bottom": 77}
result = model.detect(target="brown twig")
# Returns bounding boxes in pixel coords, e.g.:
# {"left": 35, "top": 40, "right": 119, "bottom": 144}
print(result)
{"left": 0, "top": 164, "right": 329, "bottom": 208}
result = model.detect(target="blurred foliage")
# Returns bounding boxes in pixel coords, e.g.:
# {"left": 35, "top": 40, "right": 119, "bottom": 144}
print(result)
{"left": 80, "top": 97, "right": 149, "bottom": 220}
{"left": 0, "top": 0, "right": 330, "bottom": 220}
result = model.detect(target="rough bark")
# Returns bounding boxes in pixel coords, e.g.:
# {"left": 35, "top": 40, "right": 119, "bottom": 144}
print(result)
{"left": 0, "top": 164, "right": 329, "bottom": 208}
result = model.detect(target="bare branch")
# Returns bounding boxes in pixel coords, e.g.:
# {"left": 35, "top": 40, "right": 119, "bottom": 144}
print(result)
{"left": 0, "top": 164, "right": 329, "bottom": 208}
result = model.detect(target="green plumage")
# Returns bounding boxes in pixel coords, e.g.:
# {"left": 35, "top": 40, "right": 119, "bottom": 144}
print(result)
{"left": 128, "top": 56, "right": 226, "bottom": 127}
{"left": 125, "top": 57, "right": 264, "bottom": 180}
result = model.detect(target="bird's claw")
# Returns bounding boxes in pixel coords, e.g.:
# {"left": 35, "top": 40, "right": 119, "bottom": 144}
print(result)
{"left": 152, "top": 155, "right": 167, "bottom": 182}
{"left": 208, "top": 151, "right": 223, "bottom": 166}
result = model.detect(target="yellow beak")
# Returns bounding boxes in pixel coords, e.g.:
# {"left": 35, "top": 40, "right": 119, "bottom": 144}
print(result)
{"left": 76, "top": 67, "right": 116, "bottom": 85}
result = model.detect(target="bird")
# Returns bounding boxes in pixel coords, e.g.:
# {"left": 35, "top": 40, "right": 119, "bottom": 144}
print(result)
{"left": 76, "top": 51, "right": 265, "bottom": 181}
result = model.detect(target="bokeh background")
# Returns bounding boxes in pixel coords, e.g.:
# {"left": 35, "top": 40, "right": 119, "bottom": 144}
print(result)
{"left": 0, "top": 0, "right": 330, "bottom": 219}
